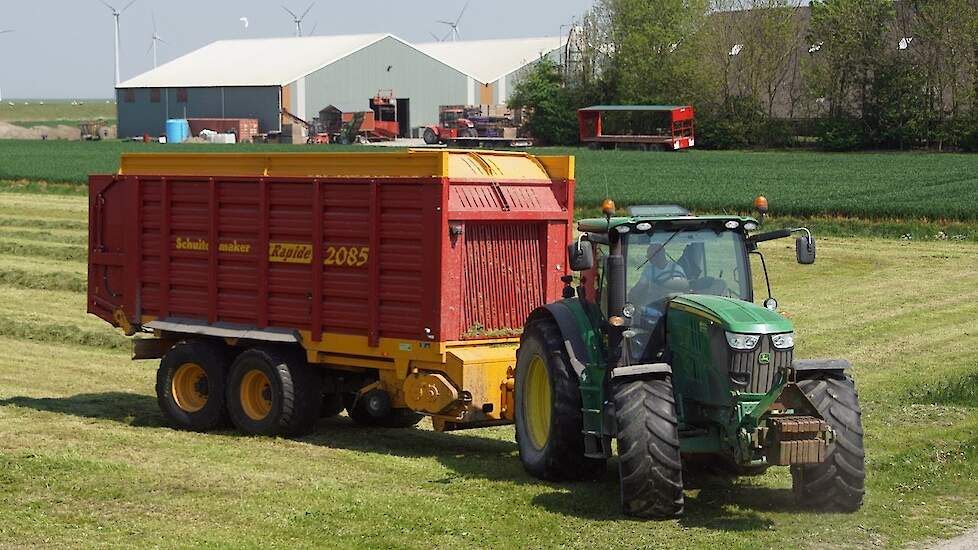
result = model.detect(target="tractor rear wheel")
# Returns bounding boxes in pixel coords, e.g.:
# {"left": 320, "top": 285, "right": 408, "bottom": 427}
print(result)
{"left": 791, "top": 372, "right": 865, "bottom": 512}
{"left": 226, "top": 348, "right": 322, "bottom": 436}
{"left": 514, "top": 319, "right": 606, "bottom": 481}
{"left": 613, "top": 376, "right": 684, "bottom": 518}
{"left": 156, "top": 340, "right": 230, "bottom": 431}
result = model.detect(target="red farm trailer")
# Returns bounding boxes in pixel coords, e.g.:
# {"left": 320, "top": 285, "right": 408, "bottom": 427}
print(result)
{"left": 88, "top": 150, "right": 574, "bottom": 435}
{"left": 578, "top": 105, "right": 695, "bottom": 151}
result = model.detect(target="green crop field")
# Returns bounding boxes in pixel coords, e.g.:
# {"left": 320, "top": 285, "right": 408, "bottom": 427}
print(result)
{"left": 2, "top": 140, "right": 978, "bottom": 223}
{"left": 0, "top": 100, "right": 116, "bottom": 125}
{"left": 0, "top": 191, "right": 977, "bottom": 548}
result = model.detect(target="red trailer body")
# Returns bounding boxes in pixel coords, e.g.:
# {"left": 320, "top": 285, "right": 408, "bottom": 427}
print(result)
{"left": 88, "top": 150, "right": 575, "bottom": 431}
{"left": 578, "top": 105, "right": 695, "bottom": 150}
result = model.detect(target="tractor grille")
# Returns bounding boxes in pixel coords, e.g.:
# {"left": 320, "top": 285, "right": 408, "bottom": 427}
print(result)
{"left": 730, "top": 336, "right": 793, "bottom": 393}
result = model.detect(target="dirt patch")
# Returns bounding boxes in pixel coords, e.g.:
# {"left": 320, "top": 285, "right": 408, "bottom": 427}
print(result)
{"left": 0, "top": 121, "right": 117, "bottom": 140}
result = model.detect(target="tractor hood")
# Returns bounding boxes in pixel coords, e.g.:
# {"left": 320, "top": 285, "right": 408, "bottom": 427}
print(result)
{"left": 668, "top": 295, "right": 793, "bottom": 334}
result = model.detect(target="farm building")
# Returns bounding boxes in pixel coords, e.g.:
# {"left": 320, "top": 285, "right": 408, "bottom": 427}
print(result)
{"left": 115, "top": 33, "right": 565, "bottom": 140}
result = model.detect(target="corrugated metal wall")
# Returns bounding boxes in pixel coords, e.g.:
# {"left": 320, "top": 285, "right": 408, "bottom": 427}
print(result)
{"left": 301, "top": 36, "right": 470, "bottom": 129}
{"left": 116, "top": 86, "right": 280, "bottom": 139}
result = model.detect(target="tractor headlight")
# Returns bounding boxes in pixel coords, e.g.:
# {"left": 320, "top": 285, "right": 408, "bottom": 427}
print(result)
{"left": 771, "top": 332, "right": 795, "bottom": 349}
{"left": 725, "top": 332, "right": 760, "bottom": 350}
{"left": 622, "top": 303, "right": 636, "bottom": 318}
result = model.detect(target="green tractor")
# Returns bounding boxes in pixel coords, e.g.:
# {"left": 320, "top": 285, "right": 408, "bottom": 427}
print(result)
{"left": 514, "top": 200, "right": 865, "bottom": 518}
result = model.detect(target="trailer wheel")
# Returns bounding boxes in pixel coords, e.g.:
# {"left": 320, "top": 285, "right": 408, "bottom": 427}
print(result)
{"left": 344, "top": 391, "right": 423, "bottom": 428}
{"left": 226, "top": 348, "right": 322, "bottom": 436}
{"left": 156, "top": 340, "right": 230, "bottom": 431}
{"left": 791, "top": 371, "right": 865, "bottom": 512}
{"left": 613, "top": 376, "right": 684, "bottom": 518}
{"left": 515, "top": 319, "right": 606, "bottom": 481}
{"left": 423, "top": 128, "right": 439, "bottom": 145}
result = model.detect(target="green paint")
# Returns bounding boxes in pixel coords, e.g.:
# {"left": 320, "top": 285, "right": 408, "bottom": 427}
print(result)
{"left": 671, "top": 294, "right": 794, "bottom": 334}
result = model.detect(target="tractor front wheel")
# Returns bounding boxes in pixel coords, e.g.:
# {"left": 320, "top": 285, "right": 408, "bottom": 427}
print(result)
{"left": 423, "top": 128, "right": 439, "bottom": 145}
{"left": 791, "top": 371, "right": 865, "bottom": 512}
{"left": 613, "top": 376, "right": 684, "bottom": 518}
{"left": 514, "top": 319, "right": 606, "bottom": 481}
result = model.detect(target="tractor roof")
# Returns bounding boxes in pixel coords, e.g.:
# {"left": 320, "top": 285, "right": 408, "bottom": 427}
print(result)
{"left": 577, "top": 213, "right": 759, "bottom": 233}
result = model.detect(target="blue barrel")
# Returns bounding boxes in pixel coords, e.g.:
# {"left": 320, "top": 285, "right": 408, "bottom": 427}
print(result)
{"left": 165, "top": 119, "right": 190, "bottom": 144}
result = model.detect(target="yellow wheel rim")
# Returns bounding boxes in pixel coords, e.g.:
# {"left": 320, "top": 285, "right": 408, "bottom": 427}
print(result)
{"left": 240, "top": 369, "right": 273, "bottom": 421}
{"left": 171, "top": 362, "right": 208, "bottom": 413}
{"left": 524, "top": 355, "right": 552, "bottom": 451}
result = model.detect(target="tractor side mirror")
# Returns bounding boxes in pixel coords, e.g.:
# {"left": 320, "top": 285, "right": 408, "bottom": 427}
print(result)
{"left": 568, "top": 240, "right": 594, "bottom": 271}
{"left": 796, "top": 235, "right": 816, "bottom": 264}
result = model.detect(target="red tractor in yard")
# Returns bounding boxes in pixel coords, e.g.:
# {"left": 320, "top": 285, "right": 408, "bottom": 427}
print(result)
{"left": 423, "top": 107, "right": 477, "bottom": 144}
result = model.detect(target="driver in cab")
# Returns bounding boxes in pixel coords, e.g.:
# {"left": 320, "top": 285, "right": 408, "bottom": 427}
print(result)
{"left": 629, "top": 243, "right": 687, "bottom": 307}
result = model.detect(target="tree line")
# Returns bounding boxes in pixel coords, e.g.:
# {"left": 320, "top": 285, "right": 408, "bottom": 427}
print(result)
{"left": 509, "top": 0, "right": 978, "bottom": 151}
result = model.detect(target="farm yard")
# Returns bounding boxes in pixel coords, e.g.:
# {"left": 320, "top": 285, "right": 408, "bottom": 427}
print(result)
{"left": 0, "top": 144, "right": 976, "bottom": 548}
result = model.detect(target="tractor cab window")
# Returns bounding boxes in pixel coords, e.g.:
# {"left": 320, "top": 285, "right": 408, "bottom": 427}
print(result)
{"left": 622, "top": 227, "right": 750, "bottom": 360}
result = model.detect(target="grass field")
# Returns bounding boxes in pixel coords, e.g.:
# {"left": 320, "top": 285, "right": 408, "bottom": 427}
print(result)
{"left": 0, "top": 192, "right": 977, "bottom": 548}
{"left": 0, "top": 100, "right": 116, "bottom": 125}
{"left": 1, "top": 139, "right": 977, "bottom": 224}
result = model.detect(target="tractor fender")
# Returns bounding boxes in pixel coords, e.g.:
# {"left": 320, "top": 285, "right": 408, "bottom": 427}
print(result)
{"left": 525, "top": 303, "right": 593, "bottom": 378}
{"left": 792, "top": 358, "right": 851, "bottom": 372}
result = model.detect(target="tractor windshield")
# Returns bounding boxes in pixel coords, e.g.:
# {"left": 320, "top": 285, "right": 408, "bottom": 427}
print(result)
{"left": 622, "top": 227, "right": 751, "bottom": 360}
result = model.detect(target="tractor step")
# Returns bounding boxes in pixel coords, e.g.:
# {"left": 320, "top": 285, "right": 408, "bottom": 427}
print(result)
{"left": 766, "top": 415, "right": 829, "bottom": 465}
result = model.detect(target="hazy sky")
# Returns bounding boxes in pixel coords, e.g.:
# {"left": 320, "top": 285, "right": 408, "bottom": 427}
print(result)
{"left": 0, "top": 0, "right": 595, "bottom": 98}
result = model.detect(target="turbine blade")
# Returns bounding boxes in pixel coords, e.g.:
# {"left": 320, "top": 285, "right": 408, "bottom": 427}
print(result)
{"left": 147, "top": 40, "right": 154, "bottom": 54}
{"left": 300, "top": 2, "right": 315, "bottom": 20}
{"left": 98, "top": 0, "right": 116, "bottom": 12}
{"left": 436, "top": 20, "right": 454, "bottom": 25}
{"left": 455, "top": 0, "right": 470, "bottom": 25}
{"left": 281, "top": 5, "right": 298, "bottom": 18}
{"left": 429, "top": 32, "right": 440, "bottom": 41}
{"left": 0, "top": 29, "right": 14, "bottom": 34}
{"left": 121, "top": 0, "right": 137, "bottom": 14}
{"left": 309, "top": 22, "right": 318, "bottom": 35}
{"left": 151, "top": 10, "right": 157, "bottom": 32}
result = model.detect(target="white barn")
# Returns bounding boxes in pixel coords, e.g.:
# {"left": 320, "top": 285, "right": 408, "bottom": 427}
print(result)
{"left": 115, "top": 34, "right": 565, "bottom": 139}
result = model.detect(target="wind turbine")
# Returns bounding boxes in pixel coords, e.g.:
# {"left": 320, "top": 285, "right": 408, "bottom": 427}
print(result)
{"left": 99, "top": 0, "right": 138, "bottom": 87}
{"left": 437, "top": 0, "right": 469, "bottom": 42}
{"left": 147, "top": 12, "right": 167, "bottom": 68}
{"left": 282, "top": 3, "right": 314, "bottom": 37}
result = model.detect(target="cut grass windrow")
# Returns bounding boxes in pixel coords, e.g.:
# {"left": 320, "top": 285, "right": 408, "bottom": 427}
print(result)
{"left": 0, "top": 216, "right": 87, "bottom": 232}
{"left": 0, "top": 228, "right": 87, "bottom": 246}
{"left": 0, "top": 267, "right": 86, "bottom": 293}
{"left": 0, "top": 313, "right": 128, "bottom": 351}
{"left": 0, "top": 240, "right": 86, "bottom": 263}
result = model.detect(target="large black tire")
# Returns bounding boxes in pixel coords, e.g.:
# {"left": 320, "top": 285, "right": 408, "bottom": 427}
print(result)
{"left": 791, "top": 372, "right": 865, "bottom": 512}
{"left": 613, "top": 376, "right": 684, "bottom": 518}
{"left": 515, "top": 319, "right": 606, "bottom": 481}
{"left": 344, "top": 392, "right": 424, "bottom": 428}
{"left": 226, "top": 348, "right": 322, "bottom": 436}
{"left": 156, "top": 340, "right": 230, "bottom": 431}
{"left": 423, "top": 127, "right": 439, "bottom": 145}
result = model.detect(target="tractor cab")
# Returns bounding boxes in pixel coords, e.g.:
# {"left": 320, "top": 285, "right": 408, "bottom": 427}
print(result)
{"left": 514, "top": 198, "right": 864, "bottom": 519}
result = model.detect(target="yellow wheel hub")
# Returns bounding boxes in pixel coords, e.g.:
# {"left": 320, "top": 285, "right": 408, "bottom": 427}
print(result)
{"left": 171, "top": 362, "right": 208, "bottom": 413}
{"left": 240, "top": 369, "right": 273, "bottom": 421}
{"left": 524, "top": 355, "right": 552, "bottom": 450}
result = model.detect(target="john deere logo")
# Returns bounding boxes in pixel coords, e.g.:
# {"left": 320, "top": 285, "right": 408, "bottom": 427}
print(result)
{"left": 758, "top": 353, "right": 771, "bottom": 365}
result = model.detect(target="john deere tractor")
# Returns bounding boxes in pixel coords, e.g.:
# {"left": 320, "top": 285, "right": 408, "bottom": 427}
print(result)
{"left": 514, "top": 200, "right": 865, "bottom": 518}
